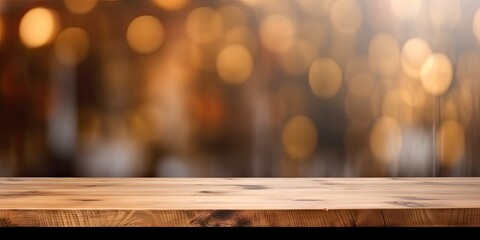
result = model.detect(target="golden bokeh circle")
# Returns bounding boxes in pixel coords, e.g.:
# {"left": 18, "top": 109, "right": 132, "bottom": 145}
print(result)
{"left": 308, "top": 58, "right": 343, "bottom": 99}
{"left": 64, "top": 0, "right": 97, "bottom": 15}
{"left": 420, "top": 53, "right": 453, "bottom": 96}
{"left": 401, "top": 38, "right": 432, "bottom": 79}
{"left": 126, "top": 15, "right": 165, "bottom": 54}
{"left": 216, "top": 44, "right": 253, "bottom": 84}
{"left": 19, "top": 8, "right": 60, "bottom": 48}
{"left": 282, "top": 116, "right": 318, "bottom": 161}
{"left": 151, "top": 0, "right": 190, "bottom": 11}
{"left": 259, "top": 14, "right": 295, "bottom": 53}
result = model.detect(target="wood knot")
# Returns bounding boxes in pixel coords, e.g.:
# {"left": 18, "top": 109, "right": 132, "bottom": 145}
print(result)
{"left": 190, "top": 210, "right": 251, "bottom": 227}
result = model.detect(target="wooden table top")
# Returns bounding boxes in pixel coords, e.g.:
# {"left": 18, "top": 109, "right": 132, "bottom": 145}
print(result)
{"left": 1, "top": 177, "right": 479, "bottom": 226}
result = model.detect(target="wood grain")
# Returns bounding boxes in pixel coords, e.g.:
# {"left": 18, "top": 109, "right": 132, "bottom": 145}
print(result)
{"left": 0, "top": 178, "right": 479, "bottom": 226}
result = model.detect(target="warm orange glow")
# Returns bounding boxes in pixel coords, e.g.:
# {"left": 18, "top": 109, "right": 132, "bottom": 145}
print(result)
{"left": 420, "top": 53, "right": 453, "bottom": 96}
{"left": 308, "top": 58, "right": 342, "bottom": 99}
{"left": 438, "top": 120, "right": 465, "bottom": 168}
{"left": 282, "top": 116, "right": 318, "bottom": 161}
{"left": 259, "top": 14, "right": 295, "bottom": 53}
{"left": 19, "top": 8, "right": 59, "bottom": 48}
{"left": 151, "top": 0, "right": 189, "bottom": 11}
{"left": 216, "top": 44, "right": 253, "bottom": 84}
{"left": 64, "top": 0, "right": 97, "bottom": 15}
{"left": 401, "top": 38, "right": 432, "bottom": 79}
{"left": 126, "top": 15, "right": 165, "bottom": 54}
{"left": 55, "top": 27, "right": 90, "bottom": 66}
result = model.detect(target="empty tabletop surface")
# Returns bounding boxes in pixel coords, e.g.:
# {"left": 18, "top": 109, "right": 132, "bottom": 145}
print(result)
{"left": 1, "top": 177, "right": 479, "bottom": 210}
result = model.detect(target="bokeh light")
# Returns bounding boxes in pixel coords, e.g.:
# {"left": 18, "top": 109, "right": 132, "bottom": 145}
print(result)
{"left": 64, "top": 0, "right": 97, "bottom": 15}
{"left": 437, "top": 120, "right": 465, "bottom": 168}
{"left": 401, "top": 38, "right": 432, "bottom": 79}
{"left": 259, "top": 14, "right": 295, "bottom": 53}
{"left": 126, "top": 15, "right": 165, "bottom": 54}
{"left": 420, "top": 53, "right": 453, "bottom": 96}
{"left": 151, "top": 0, "right": 190, "bottom": 11}
{"left": 308, "top": 58, "right": 342, "bottom": 99}
{"left": 216, "top": 44, "right": 253, "bottom": 84}
{"left": 282, "top": 116, "right": 318, "bottom": 161}
{"left": 54, "top": 27, "right": 90, "bottom": 66}
{"left": 19, "top": 8, "right": 59, "bottom": 48}
{"left": 2, "top": 0, "right": 480, "bottom": 178}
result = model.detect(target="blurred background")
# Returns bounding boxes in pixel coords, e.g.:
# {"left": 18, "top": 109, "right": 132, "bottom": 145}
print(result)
{"left": 0, "top": 0, "right": 479, "bottom": 177}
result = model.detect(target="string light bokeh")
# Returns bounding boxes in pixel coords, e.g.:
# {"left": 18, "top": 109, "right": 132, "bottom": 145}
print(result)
{"left": 0, "top": 0, "right": 479, "bottom": 177}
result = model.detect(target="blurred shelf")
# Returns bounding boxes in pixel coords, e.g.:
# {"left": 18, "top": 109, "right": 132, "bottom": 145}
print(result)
{"left": 0, "top": 177, "right": 479, "bottom": 226}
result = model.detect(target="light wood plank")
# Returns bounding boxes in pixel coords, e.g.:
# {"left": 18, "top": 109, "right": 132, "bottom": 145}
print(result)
{"left": 0, "top": 178, "right": 479, "bottom": 226}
